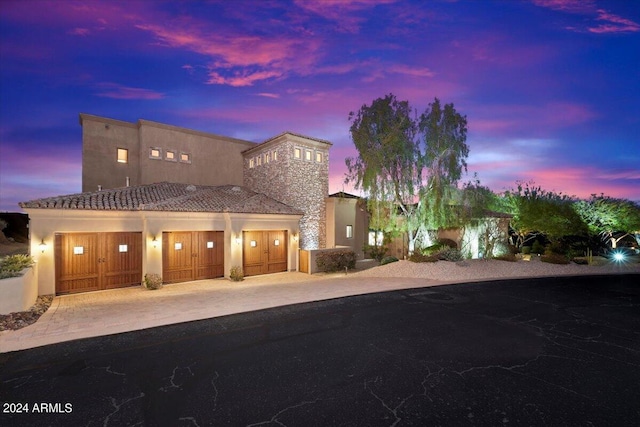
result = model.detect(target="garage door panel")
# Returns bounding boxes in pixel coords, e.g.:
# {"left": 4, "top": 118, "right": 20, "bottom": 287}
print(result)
{"left": 55, "top": 232, "right": 141, "bottom": 294}
{"left": 103, "top": 232, "right": 142, "bottom": 289}
{"left": 163, "top": 231, "right": 224, "bottom": 284}
{"left": 243, "top": 230, "right": 287, "bottom": 276}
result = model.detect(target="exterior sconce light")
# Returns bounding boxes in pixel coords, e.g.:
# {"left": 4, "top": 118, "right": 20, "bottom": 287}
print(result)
{"left": 152, "top": 237, "right": 158, "bottom": 249}
{"left": 235, "top": 234, "right": 242, "bottom": 245}
{"left": 39, "top": 239, "right": 47, "bottom": 253}
{"left": 292, "top": 232, "right": 298, "bottom": 242}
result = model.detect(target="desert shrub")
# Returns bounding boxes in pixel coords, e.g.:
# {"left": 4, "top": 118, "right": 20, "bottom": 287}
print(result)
{"left": 531, "top": 240, "right": 545, "bottom": 255}
{"left": 572, "top": 257, "right": 589, "bottom": 265}
{"left": 230, "top": 265, "right": 244, "bottom": 281}
{"left": 494, "top": 253, "right": 517, "bottom": 262}
{"left": 143, "top": 273, "right": 163, "bottom": 290}
{"left": 380, "top": 256, "right": 399, "bottom": 266}
{"left": 437, "top": 247, "right": 464, "bottom": 262}
{"left": 540, "top": 253, "right": 570, "bottom": 264}
{"left": 0, "top": 254, "right": 34, "bottom": 279}
{"left": 408, "top": 252, "right": 439, "bottom": 263}
{"left": 421, "top": 243, "right": 446, "bottom": 256}
{"left": 316, "top": 250, "right": 357, "bottom": 272}
{"left": 521, "top": 246, "right": 531, "bottom": 255}
{"left": 363, "top": 244, "right": 388, "bottom": 263}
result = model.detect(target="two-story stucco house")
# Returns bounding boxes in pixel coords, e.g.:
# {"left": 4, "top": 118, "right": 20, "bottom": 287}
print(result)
{"left": 20, "top": 114, "right": 334, "bottom": 296}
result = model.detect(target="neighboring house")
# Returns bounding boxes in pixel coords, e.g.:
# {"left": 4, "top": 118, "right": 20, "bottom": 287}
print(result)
{"left": 20, "top": 114, "right": 331, "bottom": 295}
{"left": 325, "top": 192, "right": 370, "bottom": 260}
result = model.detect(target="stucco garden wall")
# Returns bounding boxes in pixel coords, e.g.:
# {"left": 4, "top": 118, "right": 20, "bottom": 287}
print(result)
{"left": 0, "top": 266, "right": 37, "bottom": 315}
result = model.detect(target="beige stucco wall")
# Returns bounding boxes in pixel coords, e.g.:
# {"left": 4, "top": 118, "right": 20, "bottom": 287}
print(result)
{"left": 326, "top": 197, "right": 368, "bottom": 259}
{"left": 80, "top": 114, "right": 255, "bottom": 192}
{"left": 0, "top": 266, "right": 38, "bottom": 314}
{"left": 25, "top": 208, "right": 301, "bottom": 295}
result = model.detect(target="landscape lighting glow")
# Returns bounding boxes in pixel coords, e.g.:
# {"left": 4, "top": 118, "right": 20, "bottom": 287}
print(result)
{"left": 613, "top": 252, "right": 625, "bottom": 262}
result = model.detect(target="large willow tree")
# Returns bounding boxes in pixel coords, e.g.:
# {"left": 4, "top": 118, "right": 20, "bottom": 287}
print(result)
{"left": 345, "top": 94, "right": 469, "bottom": 253}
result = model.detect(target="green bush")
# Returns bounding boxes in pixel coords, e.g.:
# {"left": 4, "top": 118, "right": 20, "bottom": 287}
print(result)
{"left": 408, "top": 252, "right": 439, "bottom": 263}
{"left": 143, "top": 273, "right": 163, "bottom": 290}
{"left": 230, "top": 265, "right": 244, "bottom": 281}
{"left": 380, "top": 256, "right": 399, "bottom": 265}
{"left": 437, "top": 247, "right": 464, "bottom": 262}
{"left": 494, "top": 254, "right": 517, "bottom": 262}
{"left": 421, "top": 243, "right": 446, "bottom": 255}
{"left": 521, "top": 246, "right": 531, "bottom": 255}
{"left": 363, "top": 244, "right": 388, "bottom": 263}
{"left": 540, "top": 253, "right": 570, "bottom": 264}
{"left": 531, "top": 240, "right": 545, "bottom": 255}
{"left": 0, "top": 254, "right": 34, "bottom": 279}
{"left": 316, "top": 250, "right": 357, "bottom": 272}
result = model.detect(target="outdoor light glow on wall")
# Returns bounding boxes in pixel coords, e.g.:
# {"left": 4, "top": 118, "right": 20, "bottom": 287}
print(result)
{"left": 292, "top": 232, "right": 298, "bottom": 242}
{"left": 152, "top": 237, "right": 158, "bottom": 248}
{"left": 235, "top": 234, "right": 242, "bottom": 245}
{"left": 39, "top": 239, "right": 47, "bottom": 253}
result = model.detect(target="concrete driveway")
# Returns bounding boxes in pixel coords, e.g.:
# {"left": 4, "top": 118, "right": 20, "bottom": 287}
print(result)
{"left": 0, "top": 272, "right": 443, "bottom": 353}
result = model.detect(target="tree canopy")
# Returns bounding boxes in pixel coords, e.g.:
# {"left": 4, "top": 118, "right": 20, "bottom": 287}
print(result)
{"left": 345, "top": 94, "right": 470, "bottom": 252}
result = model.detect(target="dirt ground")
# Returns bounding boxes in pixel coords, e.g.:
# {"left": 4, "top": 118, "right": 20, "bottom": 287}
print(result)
{"left": 0, "top": 241, "right": 29, "bottom": 257}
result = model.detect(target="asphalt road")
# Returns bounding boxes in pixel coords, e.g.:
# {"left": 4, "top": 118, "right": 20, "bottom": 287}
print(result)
{"left": 1, "top": 274, "right": 639, "bottom": 426}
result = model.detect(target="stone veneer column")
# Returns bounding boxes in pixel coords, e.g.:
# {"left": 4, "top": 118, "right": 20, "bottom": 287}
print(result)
{"left": 243, "top": 134, "right": 330, "bottom": 250}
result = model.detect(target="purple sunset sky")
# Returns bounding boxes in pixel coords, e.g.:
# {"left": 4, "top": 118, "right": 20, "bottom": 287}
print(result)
{"left": 1, "top": 0, "right": 639, "bottom": 212}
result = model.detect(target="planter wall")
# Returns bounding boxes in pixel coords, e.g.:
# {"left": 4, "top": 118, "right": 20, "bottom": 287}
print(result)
{"left": 0, "top": 266, "right": 38, "bottom": 315}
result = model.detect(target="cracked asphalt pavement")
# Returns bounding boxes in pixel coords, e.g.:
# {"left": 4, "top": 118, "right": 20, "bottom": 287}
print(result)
{"left": 1, "top": 274, "right": 639, "bottom": 426}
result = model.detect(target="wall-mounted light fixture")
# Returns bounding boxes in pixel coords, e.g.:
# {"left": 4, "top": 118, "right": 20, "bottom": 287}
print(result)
{"left": 292, "top": 232, "right": 299, "bottom": 242}
{"left": 235, "top": 234, "right": 242, "bottom": 245}
{"left": 39, "top": 239, "right": 47, "bottom": 253}
{"left": 152, "top": 237, "right": 158, "bottom": 249}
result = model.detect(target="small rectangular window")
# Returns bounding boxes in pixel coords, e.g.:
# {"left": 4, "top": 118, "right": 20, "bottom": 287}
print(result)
{"left": 249, "top": 158, "right": 255, "bottom": 168}
{"left": 118, "top": 244, "right": 128, "bottom": 253}
{"left": 257, "top": 155, "right": 262, "bottom": 166}
{"left": 294, "top": 147, "right": 301, "bottom": 159}
{"left": 180, "top": 152, "right": 191, "bottom": 163}
{"left": 272, "top": 150, "right": 278, "bottom": 161}
{"left": 305, "top": 150, "right": 312, "bottom": 161}
{"left": 264, "top": 152, "right": 270, "bottom": 163}
{"left": 346, "top": 225, "right": 353, "bottom": 239}
{"left": 207, "top": 241, "right": 214, "bottom": 249}
{"left": 73, "top": 246, "right": 84, "bottom": 255}
{"left": 149, "top": 147, "right": 161, "bottom": 159}
{"left": 117, "top": 148, "right": 128, "bottom": 164}
{"left": 165, "top": 150, "right": 176, "bottom": 161}
{"left": 316, "top": 152, "right": 323, "bottom": 163}
{"left": 174, "top": 242, "right": 183, "bottom": 250}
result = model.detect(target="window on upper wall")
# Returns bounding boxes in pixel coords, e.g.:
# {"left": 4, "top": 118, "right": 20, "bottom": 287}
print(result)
{"left": 149, "top": 147, "right": 161, "bottom": 159}
{"left": 294, "top": 147, "right": 301, "bottom": 159}
{"left": 249, "top": 158, "right": 255, "bottom": 168}
{"left": 264, "top": 152, "right": 270, "bottom": 163}
{"left": 272, "top": 150, "right": 278, "bottom": 161}
{"left": 180, "top": 152, "right": 191, "bottom": 164}
{"left": 346, "top": 225, "right": 353, "bottom": 239}
{"left": 117, "top": 148, "right": 128, "bottom": 164}
{"left": 165, "top": 150, "right": 177, "bottom": 162}
{"left": 315, "top": 152, "right": 323, "bottom": 163}
{"left": 256, "top": 155, "right": 262, "bottom": 166}
{"left": 305, "top": 150, "right": 312, "bottom": 161}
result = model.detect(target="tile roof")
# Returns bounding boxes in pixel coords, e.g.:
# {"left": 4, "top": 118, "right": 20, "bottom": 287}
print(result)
{"left": 19, "top": 182, "right": 304, "bottom": 215}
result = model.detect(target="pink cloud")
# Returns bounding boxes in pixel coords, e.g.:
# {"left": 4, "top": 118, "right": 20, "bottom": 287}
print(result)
{"left": 68, "top": 28, "right": 91, "bottom": 36}
{"left": 94, "top": 83, "right": 165, "bottom": 100}
{"left": 589, "top": 9, "right": 640, "bottom": 33}
{"left": 531, "top": 0, "right": 596, "bottom": 13}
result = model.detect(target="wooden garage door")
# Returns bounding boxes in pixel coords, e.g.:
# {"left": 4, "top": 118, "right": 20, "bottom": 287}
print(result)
{"left": 243, "top": 230, "right": 288, "bottom": 276}
{"left": 162, "top": 231, "right": 224, "bottom": 284}
{"left": 55, "top": 232, "right": 142, "bottom": 294}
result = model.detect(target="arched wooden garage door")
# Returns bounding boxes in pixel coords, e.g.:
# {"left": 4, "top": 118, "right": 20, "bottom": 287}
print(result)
{"left": 243, "top": 230, "right": 288, "bottom": 276}
{"left": 55, "top": 232, "right": 142, "bottom": 294}
{"left": 162, "top": 231, "right": 224, "bottom": 284}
